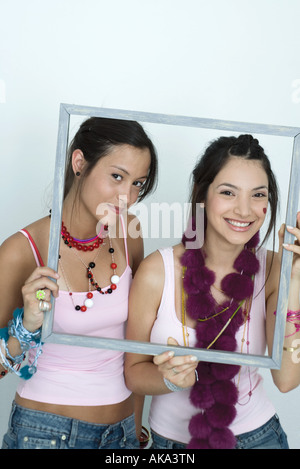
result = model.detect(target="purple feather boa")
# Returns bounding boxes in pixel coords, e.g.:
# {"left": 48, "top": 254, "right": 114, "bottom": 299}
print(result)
{"left": 181, "top": 232, "right": 260, "bottom": 449}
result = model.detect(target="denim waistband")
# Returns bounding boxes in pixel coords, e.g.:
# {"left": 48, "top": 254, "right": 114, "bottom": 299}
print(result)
{"left": 9, "top": 401, "right": 136, "bottom": 448}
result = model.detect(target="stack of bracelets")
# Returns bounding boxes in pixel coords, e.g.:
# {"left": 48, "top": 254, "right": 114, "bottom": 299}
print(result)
{"left": 0, "top": 308, "right": 42, "bottom": 379}
{"left": 274, "top": 309, "right": 300, "bottom": 352}
{"left": 285, "top": 309, "right": 300, "bottom": 337}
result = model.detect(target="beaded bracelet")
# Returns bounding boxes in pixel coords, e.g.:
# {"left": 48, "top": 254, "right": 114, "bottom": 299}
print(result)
{"left": 1, "top": 308, "right": 43, "bottom": 378}
{"left": 285, "top": 309, "right": 300, "bottom": 338}
{"left": 8, "top": 311, "right": 41, "bottom": 352}
{"left": 0, "top": 339, "right": 23, "bottom": 376}
{"left": 274, "top": 309, "right": 300, "bottom": 338}
{"left": 4, "top": 340, "right": 26, "bottom": 364}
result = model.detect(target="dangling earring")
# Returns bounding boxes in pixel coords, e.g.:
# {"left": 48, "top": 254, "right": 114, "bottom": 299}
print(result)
{"left": 75, "top": 172, "right": 81, "bottom": 177}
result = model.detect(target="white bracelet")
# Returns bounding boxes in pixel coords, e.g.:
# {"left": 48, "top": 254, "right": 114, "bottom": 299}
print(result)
{"left": 163, "top": 377, "right": 185, "bottom": 392}
{"left": 163, "top": 369, "right": 199, "bottom": 392}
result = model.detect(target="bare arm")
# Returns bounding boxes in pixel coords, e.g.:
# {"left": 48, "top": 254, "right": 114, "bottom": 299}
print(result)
{"left": 0, "top": 233, "right": 59, "bottom": 377}
{"left": 266, "top": 217, "right": 300, "bottom": 392}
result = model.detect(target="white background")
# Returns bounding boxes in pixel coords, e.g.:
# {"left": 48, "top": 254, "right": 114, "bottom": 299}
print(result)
{"left": 0, "top": 0, "right": 300, "bottom": 448}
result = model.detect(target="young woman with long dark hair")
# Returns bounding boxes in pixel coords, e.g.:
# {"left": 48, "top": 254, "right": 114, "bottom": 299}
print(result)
{"left": 0, "top": 117, "right": 157, "bottom": 449}
{"left": 125, "top": 134, "right": 300, "bottom": 449}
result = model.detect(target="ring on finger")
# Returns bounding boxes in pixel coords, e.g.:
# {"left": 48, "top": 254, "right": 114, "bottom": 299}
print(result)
{"left": 172, "top": 367, "right": 178, "bottom": 374}
{"left": 39, "top": 300, "right": 51, "bottom": 312}
{"left": 36, "top": 289, "right": 46, "bottom": 300}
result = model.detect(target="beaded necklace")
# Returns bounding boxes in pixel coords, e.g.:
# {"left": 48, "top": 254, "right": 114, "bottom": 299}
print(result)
{"left": 59, "top": 223, "right": 120, "bottom": 311}
{"left": 61, "top": 221, "right": 104, "bottom": 251}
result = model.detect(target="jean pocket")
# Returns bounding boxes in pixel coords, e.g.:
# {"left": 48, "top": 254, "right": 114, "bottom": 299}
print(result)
{"left": 18, "top": 432, "right": 59, "bottom": 449}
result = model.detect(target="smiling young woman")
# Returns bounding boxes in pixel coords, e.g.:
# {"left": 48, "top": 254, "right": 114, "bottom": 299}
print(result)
{"left": 203, "top": 156, "right": 269, "bottom": 251}
{"left": 125, "top": 134, "right": 300, "bottom": 450}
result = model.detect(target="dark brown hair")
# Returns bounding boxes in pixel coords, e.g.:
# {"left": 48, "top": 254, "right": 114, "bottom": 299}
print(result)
{"left": 64, "top": 117, "right": 158, "bottom": 201}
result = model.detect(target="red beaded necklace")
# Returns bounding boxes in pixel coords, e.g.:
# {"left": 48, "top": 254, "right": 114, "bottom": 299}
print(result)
{"left": 61, "top": 221, "right": 106, "bottom": 251}
{"left": 59, "top": 222, "right": 120, "bottom": 311}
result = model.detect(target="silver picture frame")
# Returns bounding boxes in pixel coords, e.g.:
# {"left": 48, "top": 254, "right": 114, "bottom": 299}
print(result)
{"left": 41, "top": 103, "right": 300, "bottom": 369}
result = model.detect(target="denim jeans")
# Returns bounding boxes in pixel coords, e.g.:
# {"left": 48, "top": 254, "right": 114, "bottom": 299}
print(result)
{"left": 151, "top": 430, "right": 186, "bottom": 449}
{"left": 151, "top": 414, "right": 289, "bottom": 450}
{"left": 2, "top": 401, "right": 139, "bottom": 449}
{"left": 235, "top": 414, "right": 289, "bottom": 449}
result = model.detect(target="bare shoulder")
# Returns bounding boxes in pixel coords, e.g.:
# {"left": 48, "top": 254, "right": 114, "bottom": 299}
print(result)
{"left": 24, "top": 216, "right": 51, "bottom": 236}
{"left": 25, "top": 217, "right": 50, "bottom": 250}
{"left": 0, "top": 216, "right": 50, "bottom": 274}
{"left": 0, "top": 231, "right": 34, "bottom": 268}
{"left": 134, "top": 249, "right": 165, "bottom": 286}
{"left": 141, "top": 243, "right": 184, "bottom": 271}
{"left": 133, "top": 244, "right": 183, "bottom": 290}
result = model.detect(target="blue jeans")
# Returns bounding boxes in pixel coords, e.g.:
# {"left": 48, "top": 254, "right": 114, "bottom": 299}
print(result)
{"left": 235, "top": 414, "right": 289, "bottom": 449}
{"left": 2, "top": 401, "right": 139, "bottom": 449}
{"left": 151, "top": 430, "right": 186, "bottom": 449}
{"left": 151, "top": 415, "right": 289, "bottom": 450}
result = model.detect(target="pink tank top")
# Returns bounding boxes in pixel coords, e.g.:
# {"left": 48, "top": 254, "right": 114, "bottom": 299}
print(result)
{"left": 17, "top": 218, "right": 132, "bottom": 406}
{"left": 149, "top": 247, "right": 275, "bottom": 443}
